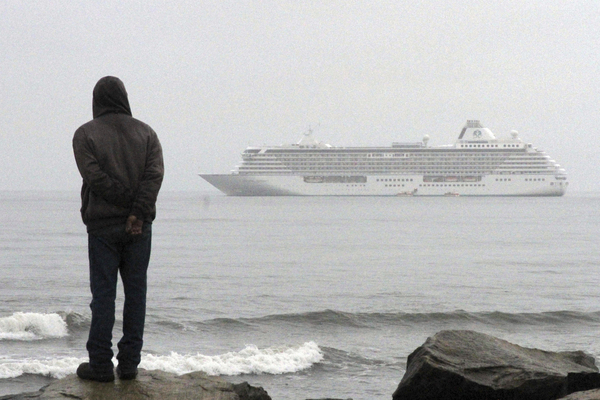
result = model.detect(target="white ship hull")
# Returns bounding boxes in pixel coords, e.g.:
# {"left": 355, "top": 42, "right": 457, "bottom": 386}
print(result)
{"left": 200, "top": 174, "right": 567, "bottom": 196}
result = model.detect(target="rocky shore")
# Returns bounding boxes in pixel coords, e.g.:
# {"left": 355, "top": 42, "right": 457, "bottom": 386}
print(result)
{"left": 3, "top": 330, "right": 600, "bottom": 400}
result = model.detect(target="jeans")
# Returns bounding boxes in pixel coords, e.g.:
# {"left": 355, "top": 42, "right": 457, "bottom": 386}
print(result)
{"left": 86, "top": 222, "right": 152, "bottom": 371}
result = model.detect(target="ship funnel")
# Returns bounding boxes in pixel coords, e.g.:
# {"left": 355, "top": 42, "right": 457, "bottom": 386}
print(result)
{"left": 459, "top": 120, "right": 496, "bottom": 140}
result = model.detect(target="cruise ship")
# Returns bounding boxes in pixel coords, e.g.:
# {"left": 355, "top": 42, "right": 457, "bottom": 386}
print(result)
{"left": 200, "top": 120, "right": 568, "bottom": 196}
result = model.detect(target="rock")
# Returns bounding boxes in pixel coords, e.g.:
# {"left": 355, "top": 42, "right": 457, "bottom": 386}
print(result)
{"left": 559, "top": 389, "right": 600, "bottom": 399}
{"left": 393, "top": 330, "right": 600, "bottom": 400}
{"left": 0, "top": 369, "right": 271, "bottom": 400}
{"left": 231, "top": 382, "right": 271, "bottom": 400}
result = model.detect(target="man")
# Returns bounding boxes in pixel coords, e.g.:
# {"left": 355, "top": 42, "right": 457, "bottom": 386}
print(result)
{"left": 72, "top": 76, "right": 164, "bottom": 382}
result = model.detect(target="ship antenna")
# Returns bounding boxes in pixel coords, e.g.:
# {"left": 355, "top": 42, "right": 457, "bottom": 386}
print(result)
{"left": 306, "top": 123, "right": 320, "bottom": 136}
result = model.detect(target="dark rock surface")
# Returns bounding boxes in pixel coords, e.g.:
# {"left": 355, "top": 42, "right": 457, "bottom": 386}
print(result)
{"left": 231, "top": 382, "right": 271, "bottom": 400}
{"left": 393, "top": 330, "right": 600, "bottom": 400}
{"left": 559, "top": 389, "right": 600, "bottom": 399}
{"left": 0, "top": 369, "right": 271, "bottom": 400}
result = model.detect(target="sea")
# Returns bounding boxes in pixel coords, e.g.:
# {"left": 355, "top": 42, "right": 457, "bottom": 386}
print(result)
{"left": 1, "top": 190, "right": 599, "bottom": 399}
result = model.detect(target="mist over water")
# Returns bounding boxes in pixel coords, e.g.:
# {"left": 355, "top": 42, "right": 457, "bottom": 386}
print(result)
{"left": 1, "top": 191, "right": 599, "bottom": 399}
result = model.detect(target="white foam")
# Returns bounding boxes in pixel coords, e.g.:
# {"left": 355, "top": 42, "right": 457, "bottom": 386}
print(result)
{"left": 0, "top": 342, "right": 323, "bottom": 379}
{"left": 0, "top": 357, "right": 86, "bottom": 379}
{"left": 0, "top": 312, "right": 68, "bottom": 341}
{"left": 140, "top": 341, "right": 324, "bottom": 376}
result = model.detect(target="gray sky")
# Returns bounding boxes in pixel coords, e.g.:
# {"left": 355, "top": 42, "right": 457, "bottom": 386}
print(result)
{"left": 1, "top": 1, "right": 598, "bottom": 192}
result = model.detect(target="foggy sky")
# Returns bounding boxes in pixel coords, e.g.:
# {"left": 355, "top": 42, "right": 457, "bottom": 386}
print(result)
{"left": 1, "top": 1, "right": 598, "bottom": 193}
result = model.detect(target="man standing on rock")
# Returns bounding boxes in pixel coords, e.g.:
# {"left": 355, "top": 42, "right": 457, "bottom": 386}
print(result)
{"left": 73, "top": 76, "right": 164, "bottom": 382}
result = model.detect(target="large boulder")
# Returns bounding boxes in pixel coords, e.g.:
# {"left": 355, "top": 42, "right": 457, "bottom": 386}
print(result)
{"left": 393, "top": 330, "right": 600, "bottom": 400}
{"left": 0, "top": 369, "right": 271, "bottom": 400}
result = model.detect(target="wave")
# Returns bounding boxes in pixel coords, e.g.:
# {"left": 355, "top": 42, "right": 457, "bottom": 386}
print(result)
{"left": 257, "top": 310, "right": 370, "bottom": 328}
{"left": 0, "top": 342, "right": 323, "bottom": 379}
{"left": 0, "top": 313, "right": 70, "bottom": 341}
{"left": 0, "top": 357, "right": 87, "bottom": 379}
{"left": 140, "top": 341, "right": 323, "bottom": 376}
{"left": 7, "top": 309, "right": 597, "bottom": 341}
{"left": 57, "top": 311, "right": 89, "bottom": 331}
{"left": 201, "top": 309, "right": 600, "bottom": 330}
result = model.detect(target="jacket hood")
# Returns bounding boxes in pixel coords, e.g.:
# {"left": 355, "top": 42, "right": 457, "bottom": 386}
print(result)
{"left": 92, "top": 76, "right": 132, "bottom": 118}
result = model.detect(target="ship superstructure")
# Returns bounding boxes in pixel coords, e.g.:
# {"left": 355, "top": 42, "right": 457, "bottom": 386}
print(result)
{"left": 200, "top": 120, "right": 567, "bottom": 196}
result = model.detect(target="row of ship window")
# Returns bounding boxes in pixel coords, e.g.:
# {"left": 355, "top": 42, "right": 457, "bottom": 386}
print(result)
{"left": 372, "top": 178, "right": 550, "bottom": 185}
{"left": 420, "top": 184, "right": 485, "bottom": 187}
{"left": 263, "top": 150, "right": 526, "bottom": 156}
{"left": 269, "top": 161, "right": 550, "bottom": 164}
{"left": 240, "top": 171, "right": 554, "bottom": 177}
{"left": 262, "top": 156, "right": 545, "bottom": 162}
{"left": 266, "top": 163, "right": 548, "bottom": 168}
{"left": 241, "top": 163, "right": 552, "bottom": 168}
{"left": 459, "top": 144, "right": 521, "bottom": 148}
{"left": 239, "top": 168, "right": 554, "bottom": 174}
{"left": 341, "top": 183, "right": 565, "bottom": 189}
{"left": 343, "top": 183, "right": 566, "bottom": 189}
{"left": 250, "top": 156, "right": 549, "bottom": 159}
{"left": 495, "top": 178, "right": 546, "bottom": 182}
{"left": 383, "top": 183, "right": 484, "bottom": 187}
{"left": 244, "top": 161, "right": 552, "bottom": 166}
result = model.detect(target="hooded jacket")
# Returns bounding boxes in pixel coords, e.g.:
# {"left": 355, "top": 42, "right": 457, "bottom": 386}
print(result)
{"left": 73, "top": 76, "right": 164, "bottom": 232}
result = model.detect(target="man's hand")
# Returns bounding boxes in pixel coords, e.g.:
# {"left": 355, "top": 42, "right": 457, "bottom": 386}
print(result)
{"left": 125, "top": 215, "right": 143, "bottom": 235}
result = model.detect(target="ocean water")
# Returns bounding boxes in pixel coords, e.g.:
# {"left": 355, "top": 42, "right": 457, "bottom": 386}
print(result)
{"left": 1, "top": 190, "right": 599, "bottom": 399}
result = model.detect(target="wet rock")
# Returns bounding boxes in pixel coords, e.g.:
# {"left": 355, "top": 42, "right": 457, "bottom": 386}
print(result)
{"left": 0, "top": 369, "right": 271, "bottom": 400}
{"left": 232, "top": 382, "right": 271, "bottom": 400}
{"left": 393, "top": 330, "right": 600, "bottom": 400}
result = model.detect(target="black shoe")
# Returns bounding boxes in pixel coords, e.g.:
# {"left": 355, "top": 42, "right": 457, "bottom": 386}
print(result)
{"left": 76, "top": 362, "right": 114, "bottom": 382}
{"left": 116, "top": 364, "right": 138, "bottom": 380}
